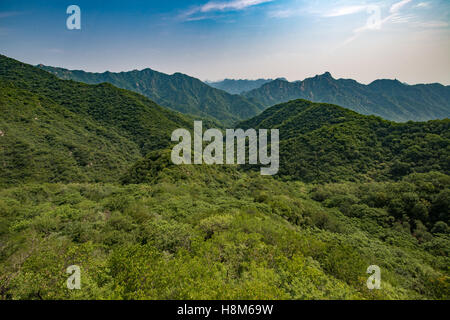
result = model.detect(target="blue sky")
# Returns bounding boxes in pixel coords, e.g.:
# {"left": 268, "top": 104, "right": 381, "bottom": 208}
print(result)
{"left": 0, "top": 0, "right": 449, "bottom": 84}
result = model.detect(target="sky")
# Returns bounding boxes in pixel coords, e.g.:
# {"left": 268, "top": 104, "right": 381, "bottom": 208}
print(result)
{"left": 0, "top": 0, "right": 449, "bottom": 84}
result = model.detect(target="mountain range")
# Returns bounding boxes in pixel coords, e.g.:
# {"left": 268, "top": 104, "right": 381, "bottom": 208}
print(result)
{"left": 206, "top": 78, "right": 275, "bottom": 94}
{"left": 2, "top": 54, "right": 449, "bottom": 186}
{"left": 40, "top": 64, "right": 450, "bottom": 124}
{"left": 1, "top": 54, "right": 449, "bottom": 300}
{"left": 38, "top": 65, "right": 264, "bottom": 125}
{"left": 243, "top": 72, "right": 450, "bottom": 122}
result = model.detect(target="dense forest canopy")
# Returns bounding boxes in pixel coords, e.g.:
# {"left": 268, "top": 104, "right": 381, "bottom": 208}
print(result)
{"left": 240, "top": 99, "right": 450, "bottom": 182}
{"left": 0, "top": 55, "right": 448, "bottom": 300}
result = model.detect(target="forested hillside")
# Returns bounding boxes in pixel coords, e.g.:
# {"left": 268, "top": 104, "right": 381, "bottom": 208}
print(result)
{"left": 243, "top": 72, "right": 450, "bottom": 122}
{"left": 0, "top": 55, "right": 191, "bottom": 186}
{"left": 0, "top": 151, "right": 448, "bottom": 299}
{"left": 0, "top": 55, "right": 448, "bottom": 300}
{"left": 240, "top": 99, "right": 450, "bottom": 182}
{"left": 38, "top": 65, "right": 264, "bottom": 125}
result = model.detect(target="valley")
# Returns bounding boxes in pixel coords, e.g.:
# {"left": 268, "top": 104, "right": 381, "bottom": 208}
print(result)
{"left": 0, "top": 54, "right": 448, "bottom": 300}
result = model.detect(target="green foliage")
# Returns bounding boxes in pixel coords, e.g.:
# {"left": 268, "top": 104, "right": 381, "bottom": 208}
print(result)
{"left": 240, "top": 99, "right": 449, "bottom": 182}
{"left": 0, "top": 54, "right": 193, "bottom": 187}
{"left": 243, "top": 73, "right": 450, "bottom": 122}
{"left": 38, "top": 65, "right": 264, "bottom": 125}
{"left": 0, "top": 168, "right": 448, "bottom": 299}
{"left": 1, "top": 55, "right": 449, "bottom": 300}
{"left": 311, "top": 172, "right": 450, "bottom": 235}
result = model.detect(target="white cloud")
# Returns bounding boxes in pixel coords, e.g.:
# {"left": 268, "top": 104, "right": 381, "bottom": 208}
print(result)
{"left": 268, "top": 6, "right": 310, "bottom": 18}
{"left": 415, "top": 21, "right": 448, "bottom": 28}
{"left": 269, "top": 8, "right": 296, "bottom": 18}
{"left": 338, "top": 0, "right": 414, "bottom": 48}
{"left": 200, "top": 0, "right": 273, "bottom": 13}
{"left": 390, "top": 0, "right": 412, "bottom": 13}
{"left": 323, "top": 5, "right": 368, "bottom": 17}
{"left": 271, "top": 3, "right": 371, "bottom": 20}
{"left": 180, "top": 0, "right": 273, "bottom": 21}
{"left": 390, "top": 14, "right": 414, "bottom": 24}
{"left": 414, "top": 2, "right": 431, "bottom": 8}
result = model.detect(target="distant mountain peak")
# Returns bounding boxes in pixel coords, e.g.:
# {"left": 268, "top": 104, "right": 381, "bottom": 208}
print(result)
{"left": 273, "top": 77, "right": 288, "bottom": 83}
{"left": 316, "top": 71, "right": 333, "bottom": 79}
{"left": 243, "top": 72, "right": 450, "bottom": 122}
{"left": 38, "top": 63, "right": 264, "bottom": 124}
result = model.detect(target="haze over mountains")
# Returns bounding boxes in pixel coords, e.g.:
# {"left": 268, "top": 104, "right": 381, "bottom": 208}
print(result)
{"left": 37, "top": 65, "right": 264, "bottom": 125}
{"left": 206, "top": 78, "right": 275, "bottom": 94}
{"left": 39, "top": 64, "right": 450, "bottom": 124}
{"left": 243, "top": 72, "right": 450, "bottom": 122}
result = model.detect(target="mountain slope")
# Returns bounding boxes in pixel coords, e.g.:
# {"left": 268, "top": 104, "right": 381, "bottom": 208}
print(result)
{"left": 243, "top": 73, "right": 450, "bottom": 122}
{"left": 0, "top": 54, "right": 192, "bottom": 186}
{"left": 38, "top": 65, "right": 264, "bottom": 125}
{"left": 207, "top": 78, "right": 274, "bottom": 94}
{"left": 0, "top": 82, "right": 142, "bottom": 185}
{"left": 240, "top": 99, "right": 450, "bottom": 182}
{"left": 0, "top": 57, "right": 448, "bottom": 301}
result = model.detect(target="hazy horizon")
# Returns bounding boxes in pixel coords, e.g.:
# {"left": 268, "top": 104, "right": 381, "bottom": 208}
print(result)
{"left": 25, "top": 61, "right": 450, "bottom": 86}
